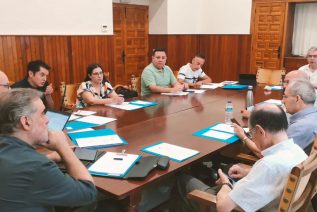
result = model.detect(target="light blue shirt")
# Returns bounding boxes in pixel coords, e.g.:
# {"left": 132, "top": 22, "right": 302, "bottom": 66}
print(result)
{"left": 288, "top": 106, "right": 317, "bottom": 150}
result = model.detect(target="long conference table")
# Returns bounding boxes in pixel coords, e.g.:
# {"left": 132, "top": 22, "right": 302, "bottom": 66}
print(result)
{"left": 81, "top": 86, "right": 282, "bottom": 211}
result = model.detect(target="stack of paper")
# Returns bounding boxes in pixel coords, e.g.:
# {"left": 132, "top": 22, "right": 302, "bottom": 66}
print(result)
{"left": 65, "top": 115, "right": 117, "bottom": 131}
{"left": 88, "top": 152, "right": 141, "bottom": 178}
{"left": 141, "top": 142, "right": 199, "bottom": 162}
{"left": 161, "top": 92, "right": 189, "bottom": 96}
{"left": 106, "top": 100, "right": 157, "bottom": 110}
{"left": 200, "top": 83, "right": 222, "bottom": 89}
{"left": 185, "top": 89, "right": 206, "bottom": 94}
{"left": 193, "top": 122, "right": 240, "bottom": 143}
{"left": 68, "top": 128, "right": 127, "bottom": 149}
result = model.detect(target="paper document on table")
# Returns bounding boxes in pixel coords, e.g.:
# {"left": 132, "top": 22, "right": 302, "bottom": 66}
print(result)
{"left": 221, "top": 81, "right": 238, "bottom": 85}
{"left": 69, "top": 114, "right": 80, "bottom": 121}
{"left": 185, "top": 89, "right": 206, "bottom": 94}
{"left": 76, "top": 135, "right": 123, "bottom": 148}
{"left": 68, "top": 128, "right": 95, "bottom": 134}
{"left": 210, "top": 123, "right": 234, "bottom": 134}
{"left": 202, "top": 130, "right": 234, "bottom": 140}
{"left": 142, "top": 142, "right": 199, "bottom": 162}
{"left": 161, "top": 92, "right": 189, "bottom": 96}
{"left": 201, "top": 83, "right": 221, "bottom": 89}
{"left": 76, "top": 115, "right": 116, "bottom": 125}
{"left": 73, "top": 110, "right": 96, "bottom": 116}
{"left": 88, "top": 152, "right": 141, "bottom": 178}
{"left": 106, "top": 102, "right": 143, "bottom": 110}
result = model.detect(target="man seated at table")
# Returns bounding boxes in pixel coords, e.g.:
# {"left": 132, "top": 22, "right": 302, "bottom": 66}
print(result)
{"left": 0, "top": 70, "right": 10, "bottom": 93}
{"left": 12, "top": 60, "right": 54, "bottom": 109}
{"left": 141, "top": 48, "right": 184, "bottom": 96}
{"left": 177, "top": 54, "right": 212, "bottom": 88}
{"left": 0, "top": 89, "right": 97, "bottom": 211}
{"left": 235, "top": 79, "right": 317, "bottom": 157}
{"left": 299, "top": 47, "right": 317, "bottom": 87}
{"left": 176, "top": 104, "right": 307, "bottom": 212}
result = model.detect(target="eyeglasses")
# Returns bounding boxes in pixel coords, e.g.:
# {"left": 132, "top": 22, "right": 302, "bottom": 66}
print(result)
{"left": 307, "top": 55, "right": 317, "bottom": 59}
{"left": 0, "top": 84, "right": 10, "bottom": 89}
{"left": 91, "top": 72, "right": 104, "bottom": 76}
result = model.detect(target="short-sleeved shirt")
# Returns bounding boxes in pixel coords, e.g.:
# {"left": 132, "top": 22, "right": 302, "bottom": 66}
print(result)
{"left": 0, "top": 135, "right": 97, "bottom": 212}
{"left": 76, "top": 80, "right": 114, "bottom": 108}
{"left": 141, "top": 63, "right": 177, "bottom": 96}
{"left": 178, "top": 63, "right": 206, "bottom": 83}
{"left": 229, "top": 139, "right": 307, "bottom": 212}
{"left": 299, "top": 64, "right": 317, "bottom": 87}
{"left": 11, "top": 77, "right": 50, "bottom": 108}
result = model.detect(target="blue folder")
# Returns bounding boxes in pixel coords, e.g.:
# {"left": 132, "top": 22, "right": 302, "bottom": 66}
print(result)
{"left": 129, "top": 100, "right": 158, "bottom": 108}
{"left": 68, "top": 128, "right": 127, "bottom": 149}
{"left": 65, "top": 121, "right": 100, "bottom": 131}
{"left": 193, "top": 123, "right": 239, "bottom": 144}
{"left": 222, "top": 84, "right": 248, "bottom": 90}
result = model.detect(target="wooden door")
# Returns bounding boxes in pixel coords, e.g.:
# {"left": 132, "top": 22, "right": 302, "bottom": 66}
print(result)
{"left": 250, "top": 2, "right": 286, "bottom": 72}
{"left": 113, "top": 4, "right": 148, "bottom": 85}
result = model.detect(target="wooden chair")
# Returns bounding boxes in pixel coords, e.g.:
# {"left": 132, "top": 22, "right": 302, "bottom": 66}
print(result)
{"left": 256, "top": 68, "right": 285, "bottom": 85}
{"left": 60, "top": 82, "right": 80, "bottom": 111}
{"left": 187, "top": 137, "right": 317, "bottom": 212}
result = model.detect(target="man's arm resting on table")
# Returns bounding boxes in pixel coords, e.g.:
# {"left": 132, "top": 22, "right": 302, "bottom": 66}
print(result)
{"left": 149, "top": 83, "right": 183, "bottom": 93}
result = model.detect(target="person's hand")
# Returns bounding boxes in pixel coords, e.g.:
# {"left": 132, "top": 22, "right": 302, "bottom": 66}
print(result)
{"left": 193, "top": 81, "right": 203, "bottom": 88}
{"left": 41, "top": 131, "right": 70, "bottom": 151}
{"left": 215, "top": 169, "right": 231, "bottom": 185}
{"left": 113, "top": 96, "right": 124, "bottom": 104}
{"left": 228, "top": 163, "right": 250, "bottom": 179}
{"left": 233, "top": 123, "right": 246, "bottom": 139}
{"left": 172, "top": 83, "right": 184, "bottom": 92}
{"left": 46, "top": 151, "right": 62, "bottom": 162}
{"left": 45, "top": 83, "right": 54, "bottom": 95}
{"left": 183, "top": 82, "right": 189, "bottom": 90}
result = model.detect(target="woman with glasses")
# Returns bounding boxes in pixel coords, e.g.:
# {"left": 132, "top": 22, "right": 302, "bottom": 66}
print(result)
{"left": 76, "top": 64, "right": 124, "bottom": 108}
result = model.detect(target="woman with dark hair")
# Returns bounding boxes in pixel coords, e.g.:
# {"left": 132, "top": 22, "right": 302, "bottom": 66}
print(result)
{"left": 76, "top": 64, "right": 124, "bottom": 108}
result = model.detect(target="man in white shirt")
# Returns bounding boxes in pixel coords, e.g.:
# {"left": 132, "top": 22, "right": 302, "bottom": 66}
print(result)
{"left": 299, "top": 47, "right": 317, "bottom": 87}
{"left": 177, "top": 54, "right": 212, "bottom": 88}
{"left": 0, "top": 71, "right": 10, "bottom": 93}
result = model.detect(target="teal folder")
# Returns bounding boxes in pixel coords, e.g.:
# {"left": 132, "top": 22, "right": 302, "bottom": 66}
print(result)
{"left": 65, "top": 121, "right": 100, "bottom": 131}
{"left": 222, "top": 84, "right": 248, "bottom": 90}
{"left": 68, "top": 128, "right": 127, "bottom": 149}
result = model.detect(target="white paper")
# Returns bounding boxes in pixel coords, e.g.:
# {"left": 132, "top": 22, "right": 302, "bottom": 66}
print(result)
{"left": 88, "top": 152, "right": 139, "bottom": 176}
{"left": 263, "top": 99, "right": 282, "bottom": 105}
{"left": 73, "top": 110, "right": 97, "bottom": 116}
{"left": 221, "top": 81, "right": 238, "bottom": 85}
{"left": 68, "top": 128, "right": 95, "bottom": 134}
{"left": 201, "top": 84, "right": 221, "bottom": 89}
{"left": 210, "top": 123, "right": 235, "bottom": 134}
{"left": 145, "top": 142, "right": 199, "bottom": 161}
{"left": 131, "top": 100, "right": 152, "bottom": 105}
{"left": 76, "top": 115, "right": 116, "bottom": 125}
{"left": 69, "top": 114, "right": 80, "bottom": 121}
{"left": 185, "top": 89, "right": 206, "bottom": 94}
{"left": 161, "top": 92, "right": 189, "bottom": 96}
{"left": 106, "top": 102, "right": 142, "bottom": 110}
{"left": 202, "top": 130, "right": 234, "bottom": 140}
{"left": 76, "top": 134, "right": 123, "bottom": 148}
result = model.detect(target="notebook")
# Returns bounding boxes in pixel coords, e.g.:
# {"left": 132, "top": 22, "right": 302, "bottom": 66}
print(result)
{"left": 46, "top": 110, "right": 71, "bottom": 130}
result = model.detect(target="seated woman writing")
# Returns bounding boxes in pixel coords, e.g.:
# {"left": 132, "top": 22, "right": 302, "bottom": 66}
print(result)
{"left": 76, "top": 64, "right": 124, "bottom": 108}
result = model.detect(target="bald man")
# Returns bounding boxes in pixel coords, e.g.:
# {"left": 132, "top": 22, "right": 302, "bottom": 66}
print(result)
{"left": 0, "top": 71, "right": 10, "bottom": 93}
{"left": 283, "top": 70, "right": 308, "bottom": 88}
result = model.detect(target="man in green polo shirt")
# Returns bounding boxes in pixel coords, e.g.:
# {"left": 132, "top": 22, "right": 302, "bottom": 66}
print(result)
{"left": 141, "top": 48, "right": 185, "bottom": 96}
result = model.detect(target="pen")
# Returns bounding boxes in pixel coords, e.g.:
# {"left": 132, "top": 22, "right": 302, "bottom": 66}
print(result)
{"left": 113, "top": 158, "right": 123, "bottom": 160}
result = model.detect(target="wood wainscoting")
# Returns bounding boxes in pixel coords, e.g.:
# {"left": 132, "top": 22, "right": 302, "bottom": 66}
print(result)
{"left": 149, "top": 34, "right": 252, "bottom": 82}
{"left": 0, "top": 35, "right": 114, "bottom": 109}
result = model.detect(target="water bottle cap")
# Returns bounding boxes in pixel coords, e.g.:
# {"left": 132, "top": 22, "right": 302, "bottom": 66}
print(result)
{"left": 227, "top": 100, "right": 232, "bottom": 103}
{"left": 248, "top": 85, "right": 253, "bottom": 89}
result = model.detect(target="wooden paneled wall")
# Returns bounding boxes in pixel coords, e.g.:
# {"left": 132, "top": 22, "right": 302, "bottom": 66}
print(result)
{"left": 0, "top": 35, "right": 114, "bottom": 109}
{"left": 1, "top": 34, "right": 251, "bottom": 108}
{"left": 149, "top": 34, "right": 252, "bottom": 82}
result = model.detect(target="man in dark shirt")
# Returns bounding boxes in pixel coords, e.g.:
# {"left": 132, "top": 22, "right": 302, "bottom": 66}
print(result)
{"left": 0, "top": 88, "right": 97, "bottom": 211}
{"left": 12, "top": 60, "right": 54, "bottom": 109}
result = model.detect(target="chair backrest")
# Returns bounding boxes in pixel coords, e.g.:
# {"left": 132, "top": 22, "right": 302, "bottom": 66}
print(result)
{"left": 278, "top": 151, "right": 317, "bottom": 211}
{"left": 60, "top": 82, "right": 80, "bottom": 111}
{"left": 256, "top": 68, "right": 285, "bottom": 85}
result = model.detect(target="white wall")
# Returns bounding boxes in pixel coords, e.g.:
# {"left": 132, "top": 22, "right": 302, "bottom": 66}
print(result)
{"left": 149, "top": 0, "right": 252, "bottom": 34}
{"left": 0, "top": 0, "right": 113, "bottom": 35}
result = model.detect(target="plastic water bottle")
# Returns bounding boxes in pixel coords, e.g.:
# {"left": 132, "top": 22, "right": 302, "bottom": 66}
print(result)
{"left": 225, "top": 101, "right": 233, "bottom": 124}
{"left": 246, "top": 85, "right": 254, "bottom": 109}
